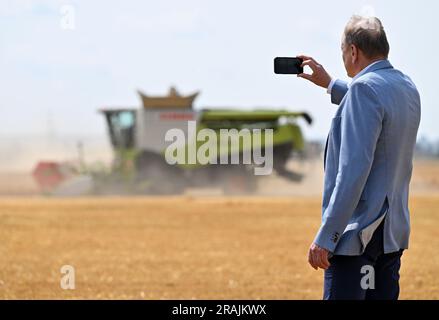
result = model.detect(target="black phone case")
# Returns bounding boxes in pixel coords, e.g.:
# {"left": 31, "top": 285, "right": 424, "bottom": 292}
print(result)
{"left": 274, "top": 57, "right": 303, "bottom": 74}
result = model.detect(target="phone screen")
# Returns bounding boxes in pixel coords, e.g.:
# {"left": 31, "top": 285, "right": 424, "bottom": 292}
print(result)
{"left": 274, "top": 57, "right": 303, "bottom": 74}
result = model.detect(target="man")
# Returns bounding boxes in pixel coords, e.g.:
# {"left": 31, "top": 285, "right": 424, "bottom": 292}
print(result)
{"left": 298, "top": 15, "right": 421, "bottom": 299}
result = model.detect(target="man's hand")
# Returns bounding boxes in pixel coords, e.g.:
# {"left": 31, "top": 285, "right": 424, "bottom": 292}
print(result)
{"left": 308, "top": 243, "right": 331, "bottom": 270}
{"left": 297, "top": 55, "right": 332, "bottom": 89}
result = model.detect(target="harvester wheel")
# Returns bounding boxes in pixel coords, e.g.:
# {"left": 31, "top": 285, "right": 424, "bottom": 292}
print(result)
{"left": 221, "top": 165, "right": 257, "bottom": 195}
{"left": 273, "top": 142, "right": 293, "bottom": 173}
{"left": 135, "top": 152, "right": 186, "bottom": 195}
{"left": 273, "top": 142, "right": 303, "bottom": 182}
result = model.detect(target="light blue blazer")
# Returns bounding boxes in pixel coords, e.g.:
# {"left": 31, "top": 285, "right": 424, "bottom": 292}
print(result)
{"left": 314, "top": 60, "right": 421, "bottom": 256}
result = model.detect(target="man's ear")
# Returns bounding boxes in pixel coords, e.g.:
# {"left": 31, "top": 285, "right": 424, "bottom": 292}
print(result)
{"left": 351, "top": 45, "right": 358, "bottom": 64}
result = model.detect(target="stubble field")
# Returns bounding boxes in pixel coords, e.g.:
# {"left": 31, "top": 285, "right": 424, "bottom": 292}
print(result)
{"left": 0, "top": 194, "right": 438, "bottom": 299}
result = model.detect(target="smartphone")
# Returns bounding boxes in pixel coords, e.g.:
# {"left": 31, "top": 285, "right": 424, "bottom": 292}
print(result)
{"left": 274, "top": 57, "right": 303, "bottom": 74}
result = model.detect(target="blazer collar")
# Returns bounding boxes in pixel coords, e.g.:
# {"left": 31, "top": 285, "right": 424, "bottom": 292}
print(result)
{"left": 352, "top": 59, "right": 393, "bottom": 82}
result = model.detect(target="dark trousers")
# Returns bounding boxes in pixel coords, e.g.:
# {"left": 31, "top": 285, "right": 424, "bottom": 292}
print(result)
{"left": 323, "top": 220, "right": 404, "bottom": 300}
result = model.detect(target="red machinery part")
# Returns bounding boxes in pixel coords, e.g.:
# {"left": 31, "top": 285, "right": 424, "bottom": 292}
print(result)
{"left": 32, "top": 161, "right": 66, "bottom": 192}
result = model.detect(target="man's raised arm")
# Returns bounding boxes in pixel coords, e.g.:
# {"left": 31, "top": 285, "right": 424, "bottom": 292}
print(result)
{"left": 297, "top": 55, "right": 348, "bottom": 105}
{"left": 328, "top": 79, "right": 349, "bottom": 105}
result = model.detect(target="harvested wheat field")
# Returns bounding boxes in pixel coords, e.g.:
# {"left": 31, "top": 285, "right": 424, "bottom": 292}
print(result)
{"left": 0, "top": 195, "right": 438, "bottom": 299}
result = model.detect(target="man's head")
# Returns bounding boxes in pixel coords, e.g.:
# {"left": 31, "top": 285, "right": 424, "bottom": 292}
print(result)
{"left": 341, "top": 15, "right": 390, "bottom": 77}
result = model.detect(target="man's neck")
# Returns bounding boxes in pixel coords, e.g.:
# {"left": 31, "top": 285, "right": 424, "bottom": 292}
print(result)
{"left": 353, "top": 57, "right": 386, "bottom": 77}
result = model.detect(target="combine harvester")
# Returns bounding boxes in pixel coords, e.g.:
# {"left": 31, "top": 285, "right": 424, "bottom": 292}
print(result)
{"left": 94, "top": 87, "right": 312, "bottom": 195}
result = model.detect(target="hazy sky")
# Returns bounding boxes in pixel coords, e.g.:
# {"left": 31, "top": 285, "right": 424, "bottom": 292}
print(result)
{"left": 1, "top": 0, "right": 438, "bottom": 141}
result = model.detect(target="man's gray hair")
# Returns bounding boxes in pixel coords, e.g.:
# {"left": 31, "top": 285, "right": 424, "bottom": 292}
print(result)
{"left": 343, "top": 15, "right": 390, "bottom": 59}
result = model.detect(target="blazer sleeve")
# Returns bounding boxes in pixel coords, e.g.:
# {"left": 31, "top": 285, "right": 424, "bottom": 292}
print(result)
{"left": 331, "top": 79, "right": 349, "bottom": 105}
{"left": 314, "top": 81, "right": 384, "bottom": 252}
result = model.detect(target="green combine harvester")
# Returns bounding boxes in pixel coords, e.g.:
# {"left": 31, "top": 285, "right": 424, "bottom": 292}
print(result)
{"left": 96, "top": 87, "right": 312, "bottom": 194}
